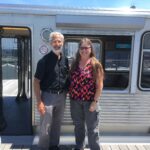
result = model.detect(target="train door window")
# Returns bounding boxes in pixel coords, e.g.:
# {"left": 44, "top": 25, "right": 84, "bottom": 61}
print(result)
{"left": 139, "top": 32, "right": 150, "bottom": 90}
{"left": 2, "top": 38, "right": 18, "bottom": 96}
{"left": 104, "top": 36, "right": 132, "bottom": 90}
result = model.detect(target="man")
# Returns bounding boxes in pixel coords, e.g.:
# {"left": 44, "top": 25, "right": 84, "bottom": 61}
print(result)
{"left": 34, "top": 32, "right": 69, "bottom": 150}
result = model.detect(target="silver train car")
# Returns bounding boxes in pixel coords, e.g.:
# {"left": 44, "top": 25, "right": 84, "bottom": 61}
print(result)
{"left": 0, "top": 4, "right": 150, "bottom": 135}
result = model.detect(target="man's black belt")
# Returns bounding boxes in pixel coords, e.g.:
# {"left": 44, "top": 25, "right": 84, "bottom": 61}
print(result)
{"left": 45, "top": 89, "right": 64, "bottom": 95}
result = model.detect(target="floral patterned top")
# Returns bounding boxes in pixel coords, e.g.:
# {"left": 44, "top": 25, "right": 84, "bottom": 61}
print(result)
{"left": 69, "top": 62, "right": 96, "bottom": 101}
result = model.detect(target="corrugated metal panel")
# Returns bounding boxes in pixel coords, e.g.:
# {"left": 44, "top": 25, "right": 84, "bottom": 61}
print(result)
{"left": 33, "top": 91, "right": 150, "bottom": 133}
{"left": 101, "top": 93, "right": 150, "bottom": 123}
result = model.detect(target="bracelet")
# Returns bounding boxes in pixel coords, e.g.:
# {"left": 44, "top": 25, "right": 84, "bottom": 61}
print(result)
{"left": 93, "top": 100, "right": 98, "bottom": 103}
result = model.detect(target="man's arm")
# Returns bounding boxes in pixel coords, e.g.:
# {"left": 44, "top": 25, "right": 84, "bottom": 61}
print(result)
{"left": 34, "top": 77, "right": 45, "bottom": 115}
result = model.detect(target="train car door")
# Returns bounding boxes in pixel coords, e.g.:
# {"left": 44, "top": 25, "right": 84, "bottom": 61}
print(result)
{"left": 0, "top": 26, "right": 32, "bottom": 135}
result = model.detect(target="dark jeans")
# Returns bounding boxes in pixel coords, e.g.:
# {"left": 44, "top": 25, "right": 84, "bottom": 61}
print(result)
{"left": 70, "top": 100, "right": 100, "bottom": 150}
{"left": 38, "top": 91, "right": 66, "bottom": 150}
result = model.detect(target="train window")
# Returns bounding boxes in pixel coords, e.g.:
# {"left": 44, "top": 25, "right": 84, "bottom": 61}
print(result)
{"left": 139, "top": 32, "right": 150, "bottom": 90}
{"left": 64, "top": 41, "right": 78, "bottom": 65}
{"left": 104, "top": 37, "right": 131, "bottom": 90}
{"left": 93, "top": 42, "right": 101, "bottom": 60}
{"left": 143, "top": 33, "right": 150, "bottom": 49}
{"left": 105, "top": 50, "right": 130, "bottom": 72}
{"left": 140, "top": 52, "right": 150, "bottom": 88}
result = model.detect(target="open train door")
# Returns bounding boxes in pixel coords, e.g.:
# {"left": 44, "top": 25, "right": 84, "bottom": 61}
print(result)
{"left": 0, "top": 26, "right": 32, "bottom": 135}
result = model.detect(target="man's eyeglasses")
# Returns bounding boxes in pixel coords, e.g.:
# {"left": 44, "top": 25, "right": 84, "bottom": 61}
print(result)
{"left": 80, "top": 46, "right": 91, "bottom": 50}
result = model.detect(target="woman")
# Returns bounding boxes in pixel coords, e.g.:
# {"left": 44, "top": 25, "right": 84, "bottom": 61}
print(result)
{"left": 69, "top": 38, "right": 104, "bottom": 150}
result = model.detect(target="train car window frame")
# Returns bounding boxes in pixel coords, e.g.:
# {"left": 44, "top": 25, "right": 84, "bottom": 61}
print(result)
{"left": 64, "top": 35, "right": 132, "bottom": 91}
{"left": 139, "top": 31, "right": 150, "bottom": 90}
{"left": 0, "top": 26, "right": 32, "bottom": 97}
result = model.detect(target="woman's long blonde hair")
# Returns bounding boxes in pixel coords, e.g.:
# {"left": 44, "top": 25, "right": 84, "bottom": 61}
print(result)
{"left": 70, "top": 38, "right": 104, "bottom": 81}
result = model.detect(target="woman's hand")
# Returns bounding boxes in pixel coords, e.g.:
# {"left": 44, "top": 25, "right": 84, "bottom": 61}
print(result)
{"left": 38, "top": 101, "right": 45, "bottom": 115}
{"left": 89, "top": 101, "right": 97, "bottom": 112}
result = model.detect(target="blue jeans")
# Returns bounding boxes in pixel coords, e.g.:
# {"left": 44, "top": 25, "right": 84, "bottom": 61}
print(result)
{"left": 38, "top": 91, "right": 66, "bottom": 150}
{"left": 70, "top": 100, "right": 100, "bottom": 150}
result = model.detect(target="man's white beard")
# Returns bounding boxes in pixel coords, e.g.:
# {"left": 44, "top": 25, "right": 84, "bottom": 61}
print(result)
{"left": 52, "top": 47, "right": 63, "bottom": 56}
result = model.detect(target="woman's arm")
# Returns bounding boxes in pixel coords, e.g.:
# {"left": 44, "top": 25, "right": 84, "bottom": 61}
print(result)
{"left": 94, "top": 68, "right": 103, "bottom": 102}
{"left": 89, "top": 67, "right": 104, "bottom": 112}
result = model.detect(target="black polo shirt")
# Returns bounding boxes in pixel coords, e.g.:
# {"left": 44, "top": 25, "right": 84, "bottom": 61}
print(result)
{"left": 34, "top": 51, "right": 69, "bottom": 91}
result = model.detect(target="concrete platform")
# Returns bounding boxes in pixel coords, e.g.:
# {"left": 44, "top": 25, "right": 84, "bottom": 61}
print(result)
{"left": 1, "top": 135, "right": 150, "bottom": 150}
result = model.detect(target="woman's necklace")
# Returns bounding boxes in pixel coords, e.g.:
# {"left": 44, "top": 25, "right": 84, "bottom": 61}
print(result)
{"left": 79, "top": 58, "right": 91, "bottom": 71}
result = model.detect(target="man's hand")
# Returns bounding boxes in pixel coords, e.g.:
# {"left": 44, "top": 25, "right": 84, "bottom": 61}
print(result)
{"left": 38, "top": 101, "right": 45, "bottom": 115}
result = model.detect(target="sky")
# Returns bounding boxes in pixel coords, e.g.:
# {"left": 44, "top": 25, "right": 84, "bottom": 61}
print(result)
{"left": 0, "top": 0, "right": 150, "bottom": 10}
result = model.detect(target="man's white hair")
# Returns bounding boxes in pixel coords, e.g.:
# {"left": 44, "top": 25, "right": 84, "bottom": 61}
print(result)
{"left": 49, "top": 31, "right": 64, "bottom": 42}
